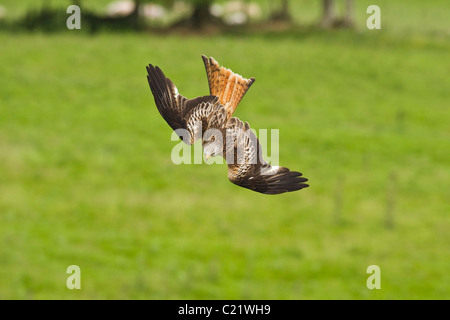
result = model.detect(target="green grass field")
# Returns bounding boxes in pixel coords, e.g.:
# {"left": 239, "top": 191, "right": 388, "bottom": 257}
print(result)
{"left": 0, "top": 1, "right": 449, "bottom": 299}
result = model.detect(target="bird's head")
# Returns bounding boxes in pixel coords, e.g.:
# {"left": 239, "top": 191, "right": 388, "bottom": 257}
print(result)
{"left": 203, "top": 129, "right": 223, "bottom": 160}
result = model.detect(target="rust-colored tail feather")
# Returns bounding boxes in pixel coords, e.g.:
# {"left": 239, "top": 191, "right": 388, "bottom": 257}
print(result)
{"left": 202, "top": 55, "right": 255, "bottom": 119}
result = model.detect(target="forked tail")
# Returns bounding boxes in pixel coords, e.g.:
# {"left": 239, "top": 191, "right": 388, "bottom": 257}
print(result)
{"left": 202, "top": 55, "right": 255, "bottom": 119}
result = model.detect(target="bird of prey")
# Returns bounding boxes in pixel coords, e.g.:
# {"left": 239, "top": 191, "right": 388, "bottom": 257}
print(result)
{"left": 146, "top": 55, "right": 308, "bottom": 194}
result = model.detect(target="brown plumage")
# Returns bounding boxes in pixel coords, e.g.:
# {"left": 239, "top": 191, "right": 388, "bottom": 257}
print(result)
{"left": 146, "top": 55, "right": 309, "bottom": 194}
{"left": 202, "top": 55, "right": 255, "bottom": 119}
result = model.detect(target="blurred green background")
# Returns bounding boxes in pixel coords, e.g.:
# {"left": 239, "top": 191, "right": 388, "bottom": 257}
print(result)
{"left": 0, "top": 0, "right": 449, "bottom": 299}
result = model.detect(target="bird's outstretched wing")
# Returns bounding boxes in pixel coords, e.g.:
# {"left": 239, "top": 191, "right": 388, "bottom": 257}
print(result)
{"left": 146, "top": 64, "right": 226, "bottom": 144}
{"left": 225, "top": 117, "right": 309, "bottom": 195}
